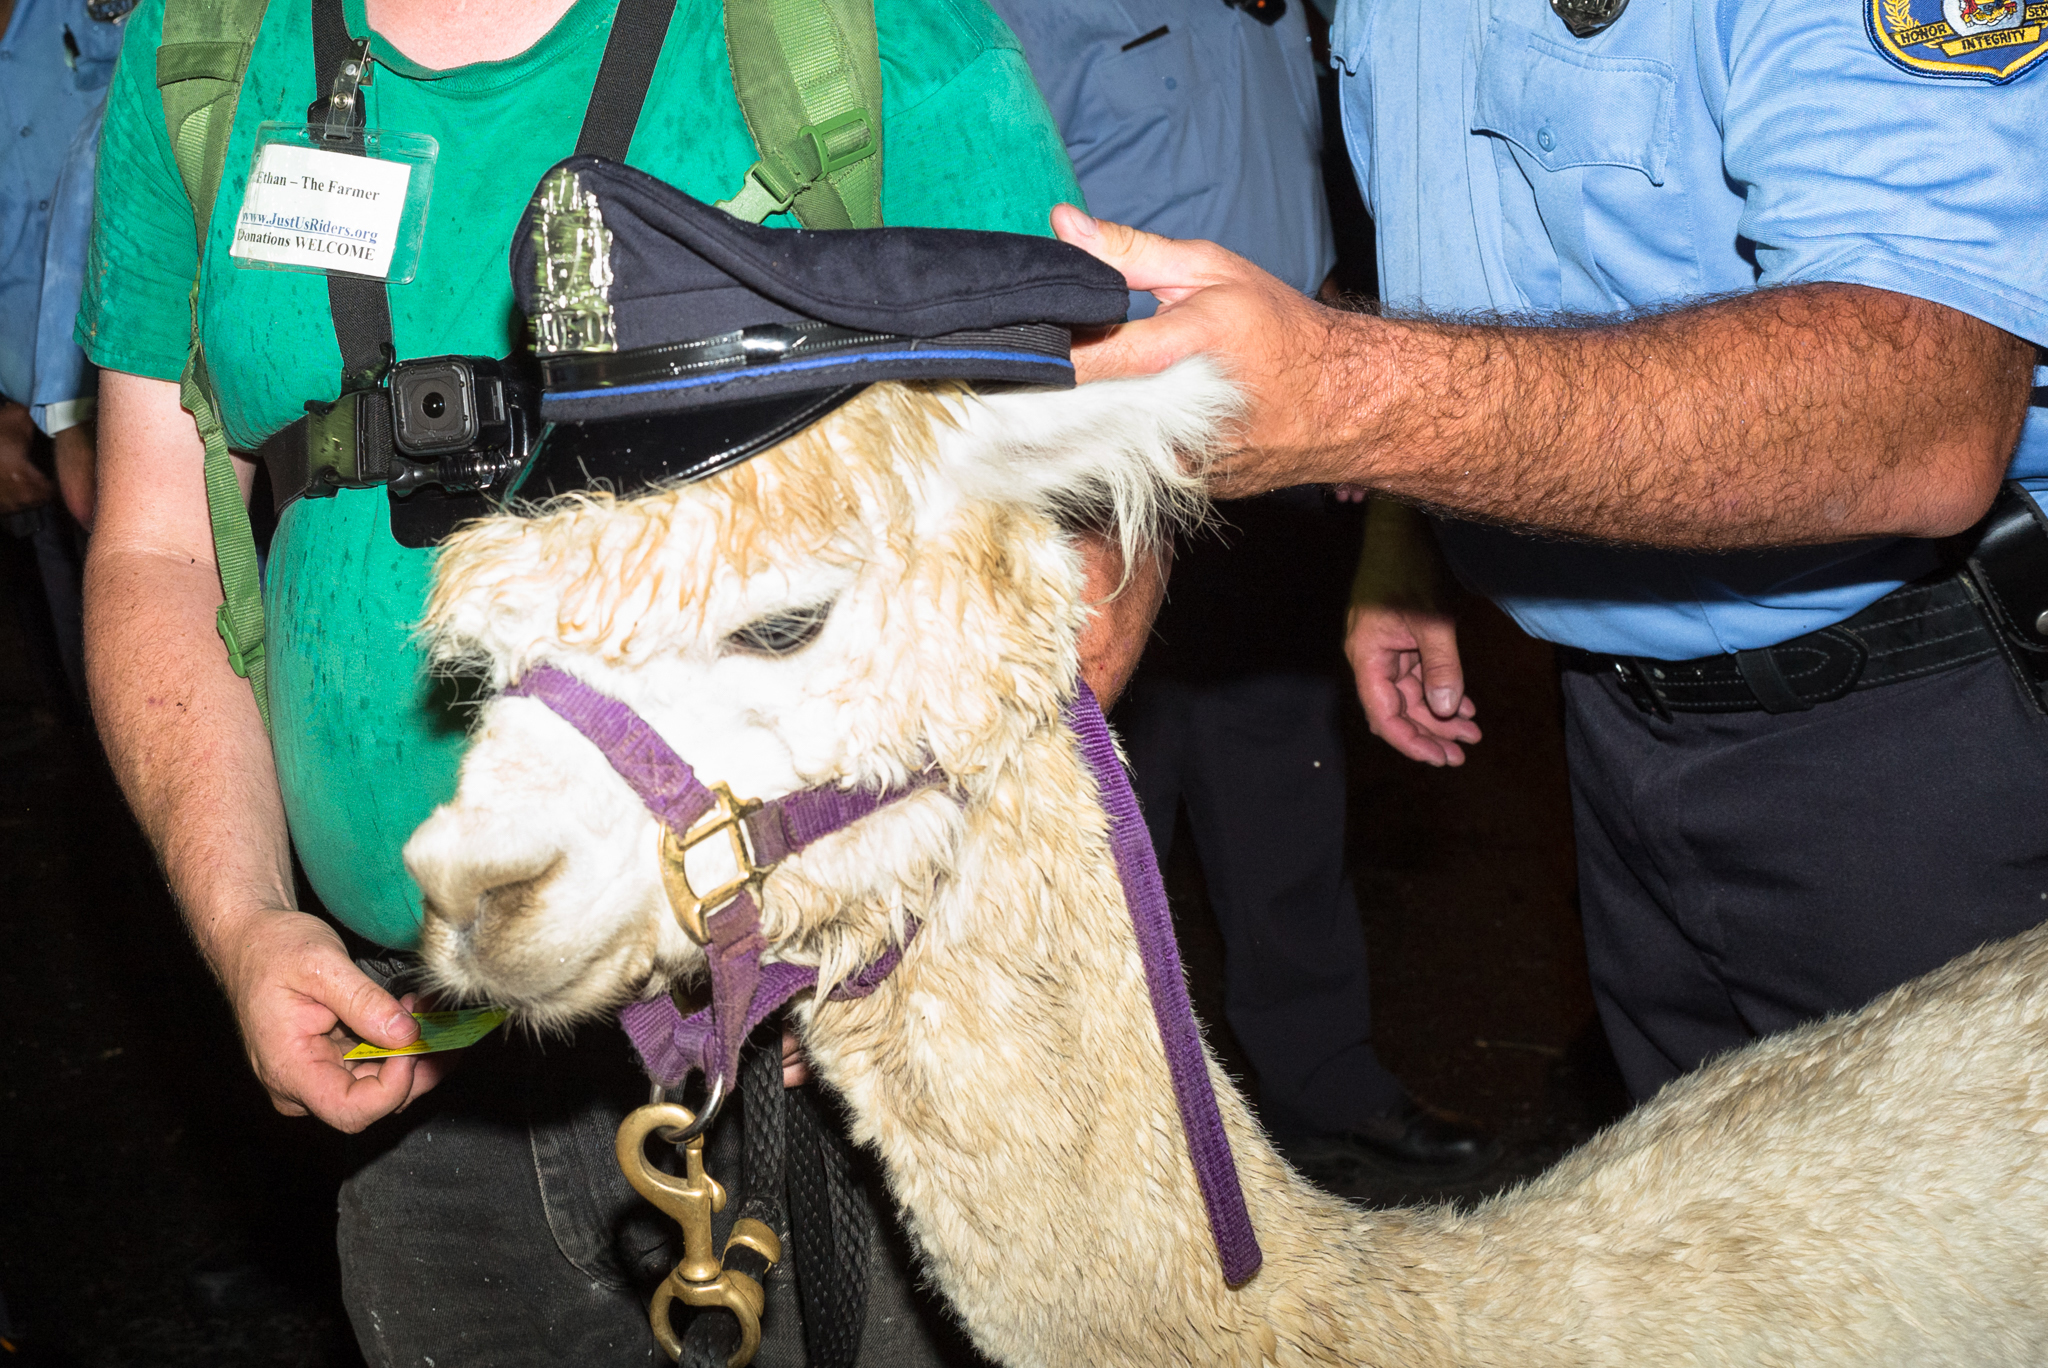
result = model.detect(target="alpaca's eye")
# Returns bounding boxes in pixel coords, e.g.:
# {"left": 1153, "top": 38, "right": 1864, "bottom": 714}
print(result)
{"left": 724, "top": 600, "right": 835, "bottom": 657}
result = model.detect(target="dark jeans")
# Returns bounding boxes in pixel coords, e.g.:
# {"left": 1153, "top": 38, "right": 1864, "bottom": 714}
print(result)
{"left": 1117, "top": 669, "right": 1406, "bottom": 1135}
{"left": 2, "top": 501, "right": 87, "bottom": 721}
{"left": 1564, "top": 655, "right": 2048, "bottom": 1101}
{"left": 337, "top": 1028, "right": 986, "bottom": 1367}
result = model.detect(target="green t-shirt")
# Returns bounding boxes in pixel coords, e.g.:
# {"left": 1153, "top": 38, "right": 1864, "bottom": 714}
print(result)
{"left": 82, "top": 0, "right": 1082, "bottom": 948}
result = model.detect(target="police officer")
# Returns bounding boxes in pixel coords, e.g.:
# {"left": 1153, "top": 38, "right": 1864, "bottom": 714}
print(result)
{"left": 1, "top": 0, "right": 122, "bottom": 721}
{"left": 989, "top": 0, "right": 1492, "bottom": 1170}
{"left": 1054, "top": 0, "right": 2048, "bottom": 1102}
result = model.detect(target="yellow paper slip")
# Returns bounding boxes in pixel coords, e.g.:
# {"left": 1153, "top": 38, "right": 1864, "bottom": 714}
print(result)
{"left": 343, "top": 1007, "right": 510, "bottom": 1060}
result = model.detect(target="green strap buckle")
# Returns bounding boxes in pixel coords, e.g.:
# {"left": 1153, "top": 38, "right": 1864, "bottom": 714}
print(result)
{"left": 716, "top": 106, "right": 877, "bottom": 223}
{"left": 800, "top": 107, "right": 874, "bottom": 177}
{"left": 719, "top": 163, "right": 799, "bottom": 222}
{"left": 215, "top": 602, "right": 265, "bottom": 680}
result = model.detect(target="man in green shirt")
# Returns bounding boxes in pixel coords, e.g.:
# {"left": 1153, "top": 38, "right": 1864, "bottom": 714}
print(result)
{"left": 81, "top": 0, "right": 1102, "bottom": 1356}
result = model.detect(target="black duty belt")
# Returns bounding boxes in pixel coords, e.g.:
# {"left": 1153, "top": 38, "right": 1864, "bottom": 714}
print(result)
{"left": 1566, "top": 357, "right": 2048, "bottom": 719}
{"left": 1962, "top": 479, "right": 2048, "bottom": 709}
{"left": 1560, "top": 570, "right": 2002, "bottom": 716}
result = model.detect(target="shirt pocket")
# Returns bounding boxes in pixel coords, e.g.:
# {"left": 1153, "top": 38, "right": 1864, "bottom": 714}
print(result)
{"left": 1092, "top": 0, "right": 1200, "bottom": 124}
{"left": 1472, "top": 15, "right": 1696, "bottom": 310}
{"left": 1070, "top": 5, "right": 1230, "bottom": 236}
{"left": 1472, "top": 18, "right": 1676, "bottom": 187}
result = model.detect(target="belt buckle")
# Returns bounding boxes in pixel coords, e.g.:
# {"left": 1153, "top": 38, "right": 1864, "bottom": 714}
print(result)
{"left": 657, "top": 783, "right": 768, "bottom": 943}
{"left": 1611, "top": 658, "right": 1673, "bottom": 720}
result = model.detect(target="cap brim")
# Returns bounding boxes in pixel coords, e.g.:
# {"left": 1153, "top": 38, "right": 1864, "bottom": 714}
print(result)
{"left": 536, "top": 322, "right": 1076, "bottom": 424}
{"left": 511, "top": 385, "right": 868, "bottom": 501}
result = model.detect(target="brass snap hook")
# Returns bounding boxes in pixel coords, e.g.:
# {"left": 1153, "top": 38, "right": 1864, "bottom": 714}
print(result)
{"left": 617, "top": 1099, "right": 783, "bottom": 1366}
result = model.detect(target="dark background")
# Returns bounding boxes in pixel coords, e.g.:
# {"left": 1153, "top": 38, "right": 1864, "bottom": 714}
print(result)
{"left": 0, "top": 45, "right": 1627, "bottom": 1364}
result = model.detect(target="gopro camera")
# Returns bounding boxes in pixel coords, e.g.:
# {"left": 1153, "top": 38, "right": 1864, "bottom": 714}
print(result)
{"left": 385, "top": 355, "right": 537, "bottom": 497}
{"left": 391, "top": 357, "right": 522, "bottom": 459}
{"left": 383, "top": 355, "right": 539, "bottom": 548}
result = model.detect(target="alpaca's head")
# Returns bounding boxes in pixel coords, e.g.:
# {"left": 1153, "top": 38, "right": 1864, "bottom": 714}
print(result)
{"left": 403, "top": 363, "right": 1235, "bottom": 1025}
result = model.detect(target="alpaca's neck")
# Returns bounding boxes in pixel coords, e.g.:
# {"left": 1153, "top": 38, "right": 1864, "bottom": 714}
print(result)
{"left": 789, "top": 721, "right": 2048, "bottom": 1367}
{"left": 800, "top": 725, "right": 1494, "bottom": 1367}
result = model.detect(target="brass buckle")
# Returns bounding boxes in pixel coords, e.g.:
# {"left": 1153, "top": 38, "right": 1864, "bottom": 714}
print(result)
{"left": 658, "top": 783, "right": 769, "bottom": 943}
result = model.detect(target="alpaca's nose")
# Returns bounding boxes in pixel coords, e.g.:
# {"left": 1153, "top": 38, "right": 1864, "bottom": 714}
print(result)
{"left": 405, "top": 805, "right": 564, "bottom": 933}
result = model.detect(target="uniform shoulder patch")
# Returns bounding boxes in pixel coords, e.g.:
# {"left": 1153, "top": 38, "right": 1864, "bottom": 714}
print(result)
{"left": 1868, "top": 0, "right": 2048, "bottom": 80}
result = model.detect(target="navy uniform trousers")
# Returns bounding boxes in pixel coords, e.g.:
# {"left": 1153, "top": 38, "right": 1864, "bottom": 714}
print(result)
{"left": 1565, "top": 653, "right": 2048, "bottom": 1101}
{"left": 1113, "top": 490, "right": 1408, "bottom": 1139}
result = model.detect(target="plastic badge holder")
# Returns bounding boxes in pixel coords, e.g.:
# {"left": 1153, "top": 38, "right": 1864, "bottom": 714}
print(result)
{"left": 230, "top": 122, "right": 437, "bottom": 284}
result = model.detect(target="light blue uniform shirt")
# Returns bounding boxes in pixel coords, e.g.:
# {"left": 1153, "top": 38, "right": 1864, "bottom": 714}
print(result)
{"left": 1330, "top": 0, "right": 2048, "bottom": 657}
{"left": 34, "top": 102, "right": 102, "bottom": 432}
{"left": 991, "top": 0, "right": 1336, "bottom": 319}
{"left": 0, "top": 0, "right": 121, "bottom": 421}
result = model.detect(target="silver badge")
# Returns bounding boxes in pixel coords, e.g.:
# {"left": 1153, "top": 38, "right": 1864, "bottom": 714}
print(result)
{"left": 1550, "top": 0, "right": 1628, "bottom": 36}
{"left": 531, "top": 168, "right": 617, "bottom": 356}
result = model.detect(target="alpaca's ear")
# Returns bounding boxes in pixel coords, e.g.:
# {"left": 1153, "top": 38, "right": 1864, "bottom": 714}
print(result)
{"left": 942, "top": 357, "right": 1238, "bottom": 556}
{"left": 423, "top": 514, "right": 556, "bottom": 683}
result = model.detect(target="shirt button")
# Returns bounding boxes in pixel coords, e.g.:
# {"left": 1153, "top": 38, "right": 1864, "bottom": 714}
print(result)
{"left": 19, "top": 125, "right": 32, "bottom": 137}
{"left": 38, "top": 199, "right": 49, "bottom": 210}
{"left": 1537, "top": 127, "right": 1556, "bottom": 152}
{"left": 1164, "top": 76, "right": 1177, "bottom": 90}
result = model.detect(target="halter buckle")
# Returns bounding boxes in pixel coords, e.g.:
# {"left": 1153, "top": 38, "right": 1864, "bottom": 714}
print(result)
{"left": 658, "top": 783, "right": 769, "bottom": 942}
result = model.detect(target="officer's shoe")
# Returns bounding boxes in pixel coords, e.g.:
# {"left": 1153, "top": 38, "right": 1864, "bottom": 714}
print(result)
{"left": 1279, "top": 1101, "right": 1500, "bottom": 1177}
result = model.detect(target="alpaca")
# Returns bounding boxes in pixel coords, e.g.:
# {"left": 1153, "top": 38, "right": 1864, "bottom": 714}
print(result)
{"left": 404, "top": 365, "right": 2048, "bottom": 1368}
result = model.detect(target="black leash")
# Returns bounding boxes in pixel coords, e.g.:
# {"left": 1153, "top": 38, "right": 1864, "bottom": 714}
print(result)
{"left": 671, "top": 1024, "right": 873, "bottom": 1366}
{"left": 667, "top": 1019, "right": 868, "bottom": 1359}
{"left": 786, "top": 1084, "right": 872, "bottom": 1368}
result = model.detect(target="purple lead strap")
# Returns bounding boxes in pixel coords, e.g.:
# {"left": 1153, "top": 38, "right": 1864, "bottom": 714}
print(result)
{"left": 1068, "top": 682, "right": 1263, "bottom": 1285}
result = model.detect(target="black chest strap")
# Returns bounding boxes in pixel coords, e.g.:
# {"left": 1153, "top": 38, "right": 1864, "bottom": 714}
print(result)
{"left": 311, "top": 0, "right": 394, "bottom": 389}
{"left": 312, "top": 0, "right": 675, "bottom": 374}
{"left": 254, "top": 0, "right": 678, "bottom": 536}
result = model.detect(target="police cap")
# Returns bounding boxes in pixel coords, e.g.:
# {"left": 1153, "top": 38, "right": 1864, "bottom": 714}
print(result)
{"left": 508, "top": 156, "right": 1128, "bottom": 497}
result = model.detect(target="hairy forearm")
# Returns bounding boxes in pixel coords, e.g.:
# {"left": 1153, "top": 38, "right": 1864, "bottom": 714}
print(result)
{"left": 1318, "top": 284, "right": 2033, "bottom": 550}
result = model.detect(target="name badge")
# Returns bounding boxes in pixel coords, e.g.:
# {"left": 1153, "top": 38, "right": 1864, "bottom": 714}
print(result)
{"left": 230, "top": 123, "right": 437, "bottom": 283}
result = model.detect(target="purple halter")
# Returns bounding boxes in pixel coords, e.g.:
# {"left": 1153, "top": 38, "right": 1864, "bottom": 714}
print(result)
{"left": 502, "top": 662, "right": 1262, "bottom": 1285}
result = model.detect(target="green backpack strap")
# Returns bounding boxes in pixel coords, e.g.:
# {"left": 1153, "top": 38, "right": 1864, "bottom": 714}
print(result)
{"left": 157, "top": 0, "right": 274, "bottom": 731}
{"left": 717, "top": 0, "right": 883, "bottom": 230}
{"left": 150, "top": 0, "right": 874, "bottom": 733}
